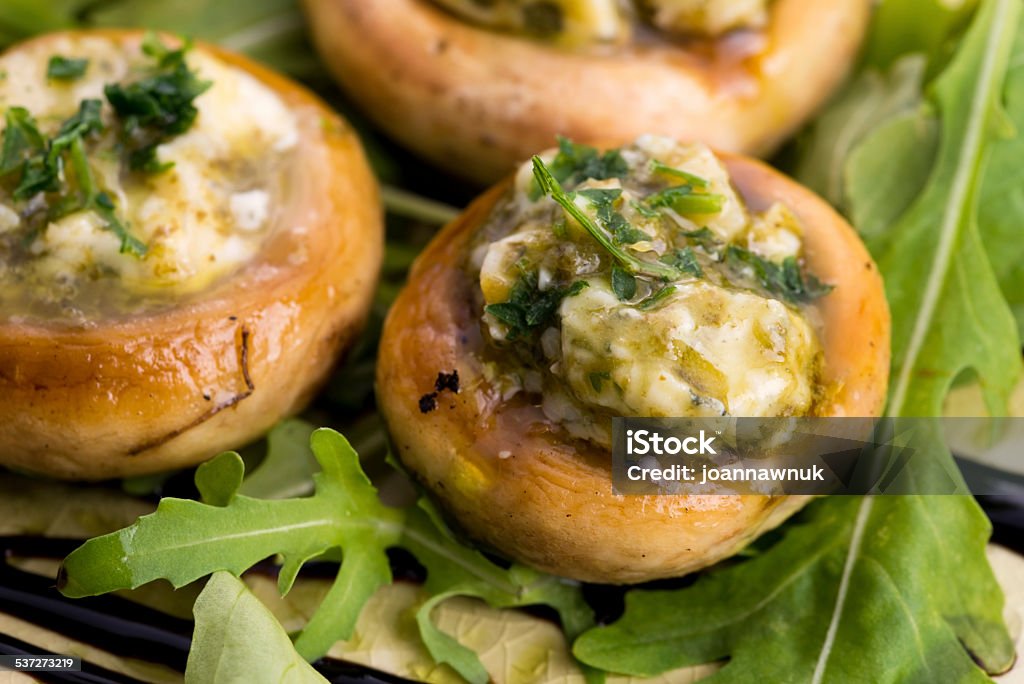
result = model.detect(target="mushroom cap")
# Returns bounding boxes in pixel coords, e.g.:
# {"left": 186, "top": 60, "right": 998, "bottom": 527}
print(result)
{"left": 376, "top": 151, "right": 889, "bottom": 583}
{"left": 303, "top": 0, "right": 871, "bottom": 182}
{"left": 0, "top": 30, "right": 383, "bottom": 480}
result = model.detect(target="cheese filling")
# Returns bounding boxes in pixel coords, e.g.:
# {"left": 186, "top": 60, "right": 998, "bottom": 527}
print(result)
{"left": 0, "top": 35, "right": 299, "bottom": 322}
{"left": 473, "top": 136, "right": 827, "bottom": 446}
{"left": 430, "top": 0, "right": 769, "bottom": 44}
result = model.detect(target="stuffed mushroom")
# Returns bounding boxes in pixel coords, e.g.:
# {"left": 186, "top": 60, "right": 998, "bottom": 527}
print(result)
{"left": 377, "top": 136, "right": 889, "bottom": 583}
{"left": 303, "top": 0, "right": 871, "bottom": 182}
{"left": 0, "top": 31, "right": 382, "bottom": 479}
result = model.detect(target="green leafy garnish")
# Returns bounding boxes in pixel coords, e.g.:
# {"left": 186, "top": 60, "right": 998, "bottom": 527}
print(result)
{"left": 46, "top": 55, "right": 89, "bottom": 80}
{"left": 610, "top": 265, "right": 636, "bottom": 300}
{"left": 660, "top": 247, "right": 703, "bottom": 278}
{"left": 726, "top": 245, "right": 833, "bottom": 304}
{"left": 574, "top": 496, "right": 1013, "bottom": 682}
{"left": 646, "top": 184, "right": 726, "bottom": 215}
{"left": 532, "top": 155, "right": 680, "bottom": 280}
{"left": 637, "top": 285, "right": 677, "bottom": 310}
{"left": 484, "top": 275, "right": 588, "bottom": 339}
{"left": 105, "top": 32, "right": 211, "bottom": 172}
{"left": 186, "top": 572, "right": 327, "bottom": 684}
{"left": 59, "top": 429, "right": 595, "bottom": 684}
{"left": 578, "top": 188, "right": 650, "bottom": 244}
{"left": 850, "top": 0, "right": 1021, "bottom": 417}
{"left": 0, "top": 107, "right": 44, "bottom": 176}
{"left": 548, "top": 135, "right": 628, "bottom": 184}
{"left": 588, "top": 370, "right": 611, "bottom": 392}
{"left": 649, "top": 159, "right": 709, "bottom": 188}
{"left": 0, "top": 98, "right": 147, "bottom": 254}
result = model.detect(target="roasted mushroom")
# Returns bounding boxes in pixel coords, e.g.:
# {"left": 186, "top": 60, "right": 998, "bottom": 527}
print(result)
{"left": 0, "top": 31, "right": 382, "bottom": 479}
{"left": 303, "top": 0, "right": 871, "bottom": 182}
{"left": 377, "top": 136, "right": 889, "bottom": 583}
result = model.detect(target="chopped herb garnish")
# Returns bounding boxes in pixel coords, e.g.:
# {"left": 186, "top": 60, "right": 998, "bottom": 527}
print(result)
{"left": 726, "top": 246, "right": 833, "bottom": 303}
{"left": 485, "top": 275, "right": 588, "bottom": 339}
{"left": 104, "top": 33, "right": 211, "bottom": 172}
{"left": 532, "top": 156, "right": 680, "bottom": 280}
{"left": 611, "top": 266, "right": 637, "bottom": 300}
{"left": 638, "top": 285, "right": 677, "bottom": 310}
{"left": 681, "top": 226, "right": 717, "bottom": 246}
{"left": 660, "top": 247, "right": 703, "bottom": 278}
{"left": 588, "top": 371, "right": 611, "bottom": 392}
{"left": 649, "top": 159, "right": 709, "bottom": 188}
{"left": 630, "top": 200, "right": 661, "bottom": 219}
{"left": 547, "top": 136, "right": 628, "bottom": 185}
{"left": 646, "top": 185, "right": 725, "bottom": 215}
{"left": 46, "top": 55, "right": 89, "bottom": 81}
{"left": 0, "top": 98, "right": 147, "bottom": 255}
{"left": 0, "top": 107, "right": 45, "bottom": 176}
{"left": 578, "top": 188, "right": 650, "bottom": 244}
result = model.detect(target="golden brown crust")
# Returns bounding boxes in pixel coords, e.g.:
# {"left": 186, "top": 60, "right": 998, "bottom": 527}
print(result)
{"left": 376, "top": 153, "right": 889, "bottom": 583}
{"left": 0, "top": 30, "right": 383, "bottom": 480}
{"left": 302, "top": 0, "right": 871, "bottom": 183}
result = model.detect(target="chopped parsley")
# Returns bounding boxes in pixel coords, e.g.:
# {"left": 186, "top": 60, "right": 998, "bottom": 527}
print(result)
{"left": 46, "top": 55, "right": 89, "bottom": 81}
{"left": 725, "top": 246, "right": 833, "bottom": 303}
{"left": 104, "top": 33, "right": 211, "bottom": 172}
{"left": 532, "top": 155, "right": 680, "bottom": 280}
{"left": 611, "top": 266, "right": 636, "bottom": 300}
{"left": 660, "top": 247, "right": 703, "bottom": 278}
{"left": 578, "top": 188, "right": 650, "bottom": 244}
{"left": 0, "top": 34, "right": 212, "bottom": 257}
{"left": 485, "top": 275, "right": 589, "bottom": 339}
{"left": 588, "top": 371, "right": 611, "bottom": 392}
{"left": 547, "top": 136, "right": 628, "bottom": 185}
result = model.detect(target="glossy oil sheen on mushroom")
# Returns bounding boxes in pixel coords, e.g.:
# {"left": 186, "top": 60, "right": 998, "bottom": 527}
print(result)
{"left": 469, "top": 135, "right": 830, "bottom": 446}
{"left": 0, "top": 34, "right": 299, "bottom": 323}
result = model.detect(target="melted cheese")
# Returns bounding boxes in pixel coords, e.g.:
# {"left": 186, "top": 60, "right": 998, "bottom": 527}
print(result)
{"left": 477, "top": 136, "right": 823, "bottom": 435}
{"left": 0, "top": 35, "right": 299, "bottom": 318}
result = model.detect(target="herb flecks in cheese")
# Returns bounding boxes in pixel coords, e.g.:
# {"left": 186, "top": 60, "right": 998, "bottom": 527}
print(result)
{"left": 0, "top": 34, "right": 299, "bottom": 321}
{"left": 475, "top": 136, "right": 826, "bottom": 445}
{"left": 430, "top": 0, "right": 769, "bottom": 45}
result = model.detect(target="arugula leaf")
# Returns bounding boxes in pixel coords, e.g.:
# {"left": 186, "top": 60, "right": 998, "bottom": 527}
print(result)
{"left": 574, "top": 496, "right": 1013, "bottom": 682}
{"left": 59, "top": 429, "right": 403, "bottom": 662}
{"left": 978, "top": 24, "right": 1024, "bottom": 337}
{"left": 725, "top": 246, "right": 833, "bottom": 304}
{"left": 794, "top": 55, "right": 928, "bottom": 209}
{"left": 853, "top": 0, "right": 1022, "bottom": 417}
{"left": 46, "top": 54, "right": 89, "bottom": 80}
{"left": 402, "top": 500, "right": 596, "bottom": 684}
{"left": 59, "top": 429, "right": 596, "bottom": 683}
{"left": 859, "top": 0, "right": 977, "bottom": 72}
{"left": 186, "top": 572, "right": 328, "bottom": 684}
{"left": 105, "top": 33, "right": 212, "bottom": 172}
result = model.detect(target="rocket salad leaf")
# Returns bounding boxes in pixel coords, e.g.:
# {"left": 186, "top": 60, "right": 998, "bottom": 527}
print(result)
{"left": 858, "top": 0, "right": 1021, "bottom": 417}
{"left": 58, "top": 428, "right": 595, "bottom": 684}
{"left": 187, "top": 572, "right": 328, "bottom": 684}
{"left": 574, "top": 496, "right": 1014, "bottom": 683}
